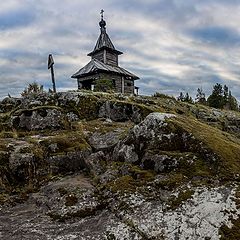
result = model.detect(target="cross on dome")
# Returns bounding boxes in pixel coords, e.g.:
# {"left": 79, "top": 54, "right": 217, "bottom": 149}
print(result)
{"left": 100, "top": 9, "right": 104, "bottom": 20}
{"left": 99, "top": 9, "right": 106, "bottom": 29}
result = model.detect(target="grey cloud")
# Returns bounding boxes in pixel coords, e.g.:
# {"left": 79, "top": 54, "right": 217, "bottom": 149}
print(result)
{"left": 189, "top": 26, "right": 240, "bottom": 46}
{"left": 1, "top": 0, "right": 240, "bottom": 102}
{"left": 0, "top": 8, "right": 35, "bottom": 30}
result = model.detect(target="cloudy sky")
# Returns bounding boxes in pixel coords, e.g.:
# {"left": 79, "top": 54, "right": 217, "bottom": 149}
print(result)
{"left": 1, "top": 0, "right": 240, "bottom": 100}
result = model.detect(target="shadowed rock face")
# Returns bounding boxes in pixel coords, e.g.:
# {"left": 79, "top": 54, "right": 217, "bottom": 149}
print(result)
{"left": 11, "top": 108, "right": 66, "bottom": 131}
{"left": 98, "top": 101, "right": 145, "bottom": 123}
{"left": 88, "top": 130, "right": 124, "bottom": 151}
{"left": 1, "top": 92, "right": 240, "bottom": 239}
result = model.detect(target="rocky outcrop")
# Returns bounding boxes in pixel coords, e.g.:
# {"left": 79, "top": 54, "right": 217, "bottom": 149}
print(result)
{"left": 6, "top": 140, "right": 47, "bottom": 189}
{"left": 31, "top": 174, "right": 105, "bottom": 221}
{"left": 1, "top": 92, "right": 240, "bottom": 239}
{"left": 47, "top": 150, "right": 91, "bottom": 175}
{"left": 0, "top": 97, "right": 22, "bottom": 113}
{"left": 88, "top": 129, "right": 124, "bottom": 151}
{"left": 11, "top": 107, "right": 67, "bottom": 130}
{"left": 84, "top": 151, "right": 106, "bottom": 176}
{"left": 113, "top": 112, "right": 219, "bottom": 175}
{"left": 0, "top": 92, "right": 156, "bottom": 131}
{"left": 98, "top": 100, "right": 147, "bottom": 123}
{"left": 0, "top": 136, "right": 92, "bottom": 195}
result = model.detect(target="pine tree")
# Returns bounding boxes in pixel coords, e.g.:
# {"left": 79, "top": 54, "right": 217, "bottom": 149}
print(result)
{"left": 223, "top": 85, "right": 229, "bottom": 106}
{"left": 185, "top": 92, "right": 190, "bottom": 102}
{"left": 207, "top": 83, "right": 224, "bottom": 108}
{"left": 177, "top": 92, "right": 185, "bottom": 102}
{"left": 177, "top": 92, "right": 193, "bottom": 103}
{"left": 195, "top": 87, "right": 206, "bottom": 104}
{"left": 228, "top": 91, "right": 238, "bottom": 111}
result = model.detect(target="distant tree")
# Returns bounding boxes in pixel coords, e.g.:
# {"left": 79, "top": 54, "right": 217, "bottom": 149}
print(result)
{"left": 177, "top": 92, "right": 185, "bottom": 102}
{"left": 207, "top": 83, "right": 224, "bottom": 108}
{"left": 184, "top": 92, "right": 193, "bottom": 103}
{"left": 21, "top": 82, "right": 44, "bottom": 97}
{"left": 207, "top": 83, "right": 238, "bottom": 110}
{"left": 223, "top": 85, "right": 229, "bottom": 105}
{"left": 228, "top": 91, "right": 238, "bottom": 111}
{"left": 195, "top": 87, "right": 206, "bottom": 104}
{"left": 177, "top": 92, "right": 193, "bottom": 103}
{"left": 185, "top": 92, "right": 190, "bottom": 102}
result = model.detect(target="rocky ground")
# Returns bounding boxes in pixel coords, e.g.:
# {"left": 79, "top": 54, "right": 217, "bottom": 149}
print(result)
{"left": 0, "top": 91, "right": 240, "bottom": 239}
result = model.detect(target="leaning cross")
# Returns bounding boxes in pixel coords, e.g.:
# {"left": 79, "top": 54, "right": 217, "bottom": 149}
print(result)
{"left": 48, "top": 54, "right": 56, "bottom": 93}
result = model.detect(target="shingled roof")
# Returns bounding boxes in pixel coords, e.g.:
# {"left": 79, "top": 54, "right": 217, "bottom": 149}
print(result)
{"left": 71, "top": 59, "right": 139, "bottom": 80}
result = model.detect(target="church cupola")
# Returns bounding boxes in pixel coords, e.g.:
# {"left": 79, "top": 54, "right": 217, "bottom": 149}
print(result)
{"left": 87, "top": 10, "right": 122, "bottom": 66}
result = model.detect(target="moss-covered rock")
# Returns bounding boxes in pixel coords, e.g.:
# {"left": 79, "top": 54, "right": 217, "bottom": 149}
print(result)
{"left": 11, "top": 106, "right": 69, "bottom": 130}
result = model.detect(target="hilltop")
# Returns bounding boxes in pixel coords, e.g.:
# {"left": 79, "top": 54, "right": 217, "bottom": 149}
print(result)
{"left": 0, "top": 91, "right": 240, "bottom": 239}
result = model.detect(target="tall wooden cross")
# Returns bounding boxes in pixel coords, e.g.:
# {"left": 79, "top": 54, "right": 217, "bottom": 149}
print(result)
{"left": 48, "top": 54, "right": 56, "bottom": 93}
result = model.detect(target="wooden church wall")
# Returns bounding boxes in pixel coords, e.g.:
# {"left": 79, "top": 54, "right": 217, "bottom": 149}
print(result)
{"left": 106, "top": 52, "right": 118, "bottom": 66}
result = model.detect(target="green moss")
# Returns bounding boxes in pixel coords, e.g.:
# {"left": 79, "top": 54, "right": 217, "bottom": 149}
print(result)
{"left": 178, "top": 158, "right": 213, "bottom": 179}
{"left": 105, "top": 165, "right": 156, "bottom": 194}
{"left": 81, "top": 119, "right": 133, "bottom": 135}
{"left": 133, "top": 102, "right": 161, "bottom": 119}
{"left": 0, "top": 113, "right": 11, "bottom": 122}
{"left": 169, "top": 189, "right": 194, "bottom": 210}
{"left": 40, "top": 132, "right": 90, "bottom": 154}
{"left": 0, "top": 140, "right": 8, "bottom": 151}
{"left": 106, "top": 175, "right": 136, "bottom": 193}
{"left": 33, "top": 145, "right": 45, "bottom": 160}
{"left": 0, "top": 193, "right": 8, "bottom": 205}
{"left": 155, "top": 173, "right": 185, "bottom": 190}
{"left": 171, "top": 116, "right": 240, "bottom": 180}
{"left": 0, "top": 131, "right": 17, "bottom": 138}
{"left": 16, "top": 143, "right": 45, "bottom": 160}
{"left": 220, "top": 218, "right": 240, "bottom": 239}
{"left": 128, "top": 165, "right": 155, "bottom": 181}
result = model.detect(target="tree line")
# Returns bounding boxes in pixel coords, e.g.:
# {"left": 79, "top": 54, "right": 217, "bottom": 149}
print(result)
{"left": 178, "top": 83, "right": 238, "bottom": 111}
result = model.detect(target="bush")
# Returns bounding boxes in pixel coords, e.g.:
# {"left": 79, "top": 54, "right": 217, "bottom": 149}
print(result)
{"left": 94, "top": 79, "right": 113, "bottom": 92}
{"left": 21, "top": 82, "right": 44, "bottom": 97}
